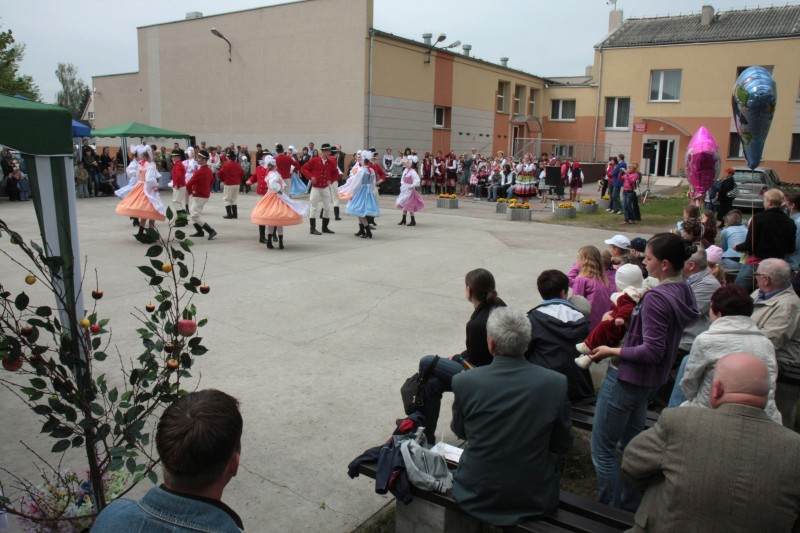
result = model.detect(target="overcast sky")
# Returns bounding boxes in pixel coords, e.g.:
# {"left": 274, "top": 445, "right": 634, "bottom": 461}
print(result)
{"left": 2, "top": 0, "right": 782, "bottom": 103}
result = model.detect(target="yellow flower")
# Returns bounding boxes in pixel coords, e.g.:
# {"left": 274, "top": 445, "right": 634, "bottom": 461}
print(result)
{"left": 557, "top": 202, "right": 575, "bottom": 209}
{"left": 509, "top": 198, "right": 518, "bottom": 203}
{"left": 582, "top": 199, "right": 597, "bottom": 204}
{"left": 602, "top": 195, "right": 611, "bottom": 200}
{"left": 497, "top": 198, "right": 507, "bottom": 203}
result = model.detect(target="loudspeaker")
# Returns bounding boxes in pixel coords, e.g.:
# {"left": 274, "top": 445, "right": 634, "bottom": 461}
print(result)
{"left": 189, "top": 136, "right": 196, "bottom": 148}
{"left": 642, "top": 142, "right": 656, "bottom": 160}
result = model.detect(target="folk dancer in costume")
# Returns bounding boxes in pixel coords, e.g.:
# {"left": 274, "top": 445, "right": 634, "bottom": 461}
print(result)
{"left": 366, "top": 150, "right": 385, "bottom": 229}
{"left": 433, "top": 151, "right": 445, "bottom": 195}
{"left": 124, "top": 145, "right": 141, "bottom": 226}
{"left": 568, "top": 161, "right": 584, "bottom": 201}
{"left": 251, "top": 156, "right": 309, "bottom": 250}
{"left": 169, "top": 150, "right": 187, "bottom": 217}
{"left": 337, "top": 151, "right": 362, "bottom": 201}
{"left": 420, "top": 152, "right": 433, "bottom": 195}
{"left": 446, "top": 152, "right": 458, "bottom": 195}
{"left": 513, "top": 154, "right": 537, "bottom": 202}
{"left": 347, "top": 151, "right": 381, "bottom": 239}
{"left": 246, "top": 155, "right": 271, "bottom": 243}
{"left": 186, "top": 150, "right": 218, "bottom": 240}
{"left": 300, "top": 143, "right": 340, "bottom": 235}
{"left": 396, "top": 155, "right": 424, "bottom": 226}
{"left": 218, "top": 151, "right": 245, "bottom": 219}
{"left": 273, "top": 144, "right": 302, "bottom": 239}
{"left": 182, "top": 147, "right": 199, "bottom": 212}
{"left": 326, "top": 146, "right": 343, "bottom": 221}
{"left": 115, "top": 144, "right": 166, "bottom": 242}
{"left": 286, "top": 146, "right": 307, "bottom": 197}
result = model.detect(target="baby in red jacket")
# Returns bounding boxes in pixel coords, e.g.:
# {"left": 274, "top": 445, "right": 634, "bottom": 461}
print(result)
{"left": 575, "top": 263, "right": 646, "bottom": 368}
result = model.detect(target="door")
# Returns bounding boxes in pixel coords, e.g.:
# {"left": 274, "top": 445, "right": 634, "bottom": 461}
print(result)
{"left": 646, "top": 138, "right": 676, "bottom": 176}
{"left": 512, "top": 126, "right": 521, "bottom": 158}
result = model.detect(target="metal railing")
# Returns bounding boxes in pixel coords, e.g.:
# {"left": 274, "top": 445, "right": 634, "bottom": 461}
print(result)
{"left": 513, "top": 138, "right": 612, "bottom": 163}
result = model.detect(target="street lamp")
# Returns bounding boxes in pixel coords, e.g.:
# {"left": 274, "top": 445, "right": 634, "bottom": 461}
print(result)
{"left": 210, "top": 27, "right": 232, "bottom": 62}
{"left": 425, "top": 33, "right": 454, "bottom": 64}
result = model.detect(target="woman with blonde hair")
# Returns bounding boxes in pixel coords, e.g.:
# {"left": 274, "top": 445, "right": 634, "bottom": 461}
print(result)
{"left": 568, "top": 245, "right": 612, "bottom": 330}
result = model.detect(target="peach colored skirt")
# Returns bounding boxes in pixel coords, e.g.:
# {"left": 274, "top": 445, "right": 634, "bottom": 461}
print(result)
{"left": 116, "top": 183, "right": 166, "bottom": 221}
{"left": 251, "top": 193, "right": 303, "bottom": 226}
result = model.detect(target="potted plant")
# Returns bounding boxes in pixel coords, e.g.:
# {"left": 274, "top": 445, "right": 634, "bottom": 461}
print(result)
{"left": 577, "top": 198, "right": 599, "bottom": 213}
{"left": 437, "top": 193, "right": 458, "bottom": 209}
{"left": 506, "top": 201, "right": 532, "bottom": 221}
{"left": 598, "top": 195, "right": 611, "bottom": 210}
{"left": 496, "top": 197, "right": 508, "bottom": 214}
{"left": 555, "top": 202, "right": 577, "bottom": 219}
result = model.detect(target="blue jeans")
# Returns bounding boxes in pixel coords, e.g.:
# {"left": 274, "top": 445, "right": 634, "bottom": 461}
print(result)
{"left": 610, "top": 185, "right": 622, "bottom": 212}
{"left": 734, "top": 263, "right": 756, "bottom": 292}
{"left": 591, "top": 366, "right": 658, "bottom": 511}
{"left": 721, "top": 258, "right": 741, "bottom": 271}
{"left": 419, "top": 355, "right": 467, "bottom": 442}
{"left": 667, "top": 354, "right": 689, "bottom": 407}
{"left": 487, "top": 185, "right": 501, "bottom": 201}
{"left": 506, "top": 185, "right": 515, "bottom": 199}
{"left": 623, "top": 190, "right": 636, "bottom": 221}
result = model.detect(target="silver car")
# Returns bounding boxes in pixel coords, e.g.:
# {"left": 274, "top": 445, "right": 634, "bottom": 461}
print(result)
{"left": 731, "top": 166, "right": 782, "bottom": 211}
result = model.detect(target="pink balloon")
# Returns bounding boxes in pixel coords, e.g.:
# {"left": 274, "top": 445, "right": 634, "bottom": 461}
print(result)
{"left": 685, "top": 126, "right": 720, "bottom": 197}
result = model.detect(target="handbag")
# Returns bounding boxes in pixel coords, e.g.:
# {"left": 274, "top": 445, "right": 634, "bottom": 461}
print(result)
{"left": 400, "top": 355, "right": 440, "bottom": 415}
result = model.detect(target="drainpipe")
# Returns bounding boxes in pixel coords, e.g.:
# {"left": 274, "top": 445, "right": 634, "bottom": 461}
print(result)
{"left": 592, "top": 45, "right": 603, "bottom": 162}
{"left": 368, "top": 28, "right": 375, "bottom": 149}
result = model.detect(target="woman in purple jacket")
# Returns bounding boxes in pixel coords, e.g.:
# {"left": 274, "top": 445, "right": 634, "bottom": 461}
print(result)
{"left": 586, "top": 233, "right": 700, "bottom": 510}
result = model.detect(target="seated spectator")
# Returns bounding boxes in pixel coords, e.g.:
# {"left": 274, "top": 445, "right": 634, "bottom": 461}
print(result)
{"left": 486, "top": 166, "right": 502, "bottom": 202}
{"left": 75, "top": 161, "right": 90, "bottom": 199}
{"left": 705, "top": 245, "right": 726, "bottom": 285}
{"left": 670, "top": 285, "right": 781, "bottom": 423}
{"left": 525, "top": 269, "right": 594, "bottom": 404}
{"left": 719, "top": 209, "right": 747, "bottom": 271}
{"left": 605, "top": 234, "right": 631, "bottom": 268}
{"left": 701, "top": 210, "right": 717, "bottom": 245}
{"left": 97, "top": 168, "right": 118, "bottom": 196}
{"left": 675, "top": 204, "right": 701, "bottom": 233}
{"left": 786, "top": 192, "right": 800, "bottom": 272}
{"left": 451, "top": 307, "right": 572, "bottom": 528}
{"left": 601, "top": 249, "right": 617, "bottom": 290}
{"left": 567, "top": 246, "right": 612, "bottom": 330}
{"left": 93, "top": 389, "right": 245, "bottom": 532}
{"left": 622, "top": 353, "right": 800, "bottom": 532}
{"left": 751, "top": 258, "right": 800, "bottom": 429}
{"left": 627, "top": 237, "right": 648, "bottom": 279}
{"left": 417, "top": 268, "right": 506, "bottom": 443}
{"left": 680, "top": 217, "right": 705, "bottom": 246}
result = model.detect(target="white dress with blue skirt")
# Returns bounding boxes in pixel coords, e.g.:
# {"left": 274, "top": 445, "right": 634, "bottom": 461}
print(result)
{"left": 345, "top": 166, "right": 380, "bottom": 217}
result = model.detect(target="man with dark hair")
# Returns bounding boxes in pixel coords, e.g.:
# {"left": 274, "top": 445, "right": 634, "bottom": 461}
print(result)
{"left": 93, "top": 389, "right": 244, "bottom": 532}
{"left": 525, "top": 270, "right": 594, "bottom": 404}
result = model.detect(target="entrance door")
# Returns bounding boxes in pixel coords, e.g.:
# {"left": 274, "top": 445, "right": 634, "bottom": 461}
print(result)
{"left": 646, "top": 138, "right": 677, "bottom": 176}
{"left": 512, "top": 126, "right": 521, "bottom": 158}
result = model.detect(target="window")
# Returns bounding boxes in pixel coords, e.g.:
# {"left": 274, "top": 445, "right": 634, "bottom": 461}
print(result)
{"left": 649, "top": 70, "right": 681, "bottom": 101}
{"left": 434, "top": 106, "right": 446, "bottom": 128}
{"left": 736, "top": 65, "right": 773, "bottom": 77}
{"left": 550, "top": 99, "right": 576, "bottom": 120}
{"left": 528, "top": 89, "right": 537, "bottom": 116}
{"left": 88, "top": 112, "right": 95, "bottom": 120}
{"left": 728, "top": 132, "right": 744, "bottom": 159}
{"left": 497, "top": 81, "right": 509, "bottom": 113}
{"left": 791, "top": 134, "right": 800, "bottom": 160}
{"left": 556, "top": 145, "right": 574, "bottom": 158}
{"left": 604, "top": 97, "right": 630, "bottom": 128}
{"left": 513, "top": 85, "right": 525, "bottom": 115}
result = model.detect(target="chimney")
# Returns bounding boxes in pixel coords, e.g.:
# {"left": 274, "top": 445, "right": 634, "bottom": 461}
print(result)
{"left": 422, "top": 33, "right": 432, "bottom": 46}
{"left": 701, "top": 5, "right": 715, "bottom": 26}
{"left": 500, "top": 57, "right": 509, "bottom": 67}
{"left": 462, "top": 44, "right": 472, "bottom": 57}
{"left": 609, "top": 9, "right": 623, "bottom": 32}
{"left": 585, "top": 65, "right": 594, "bottom": 77}
{"left": 185, "top": 11, "right": 203, "bottom": 19}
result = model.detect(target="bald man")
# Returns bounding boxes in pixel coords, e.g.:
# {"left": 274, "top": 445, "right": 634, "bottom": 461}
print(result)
{"left": 622, "top": 353, "right": 800, "bottom": 532}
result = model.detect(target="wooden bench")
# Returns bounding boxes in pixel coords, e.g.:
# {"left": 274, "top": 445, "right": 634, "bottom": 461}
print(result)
{"left": 570, "top": 402, "right": 659, "bottom": 433}
{"left": 356, "top": 462, "right": 634, "bottom": 532}
{"left": 778, "top": 364, "right": 800, "bottom": 387}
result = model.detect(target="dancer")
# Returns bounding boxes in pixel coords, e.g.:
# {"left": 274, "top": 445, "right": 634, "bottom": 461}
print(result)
{"left": 337, "top": 150, "right": 362, "bottom": 201}
{"left": 115, "top": 144, "right": 167, "bottom": 242}
{"left": 366, "top": 151, "right": 384, "bottom": 229}
{"left": 396, "top": 155, "right": 424, "bottom": 226}
{"left": 123, "top": 145, "right": 141, "bottom": 226}
{"left": 218, "top": 151, "right": 245, "bottom": 219}
{"left": 445, "top": 152, "right": 458, "bottom": 195}
{"left": 420, "top": 152, "right": 433, "bottom": 195}
{"left": 327, "top": 146, "right": 343, "bottom": 221}
{"left": 251, "top": 156, "right": 309, "bottom": 250}
{"left": 182, "top": 146, "right": 199, "bottom": 212}
{"left": 347, "top": 151, "right": 380, "bottom": 239}
{"left": 287, "top": 146, "right": 307, "bottom": 197}
{"left": 186, "top": 150, "right": 218, "bottom": 240}
{"left": 246, "top": 155, "right": 271, "bottom": 243}
{"left": 169, "top": 149, "right": 187, "bottom": 217}
{"left": 301, "top": 143, "right": 340, "bottom": 235}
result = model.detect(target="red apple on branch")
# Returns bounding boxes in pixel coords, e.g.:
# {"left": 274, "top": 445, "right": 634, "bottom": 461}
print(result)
{"left": 2, "top": 357, "right": 23, "bottom": 372}
{"left": 176, "top": 320, "right": 197, "bottom": 337}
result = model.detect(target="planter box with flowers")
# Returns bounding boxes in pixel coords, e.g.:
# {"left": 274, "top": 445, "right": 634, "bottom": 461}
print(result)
{"left": 598, "top": 196, "right": 611, "bottom": 210}
{"left": 555, "top": 202, "right": 577, "bottom": 219}
{"left": 506, "top": 202, "right": 532, "bottom": 221}
{"left": 577, "top": 198, "right": 599, "bottom": 214}
{"left": 437, "top": 194, "right": 458, "bottom": 209}
{"left": 495, "top": 198, "right": 508, "bottom": 214}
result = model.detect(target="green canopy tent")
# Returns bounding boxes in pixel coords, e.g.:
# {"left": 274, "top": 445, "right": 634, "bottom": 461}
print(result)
{"left": 0, "top": 94, "right": 85, "bottom": 363}
{"left": 91, "top": 121, "right": 192, "bottom": 168}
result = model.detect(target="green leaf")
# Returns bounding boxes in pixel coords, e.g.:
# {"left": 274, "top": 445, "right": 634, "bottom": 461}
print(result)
{"left": 126, "top": 457, "right": 136, "bottom": 474}
{"left": 150, "top": 259, "right": 164, "bottom": 271}
{"left": 108, "top": 458, "right": 124, "bottom": 471}
{"left": 138, "top": 265, "right": 156, "bottom": 277}
{"left": 108, "top": 387, "right": 118, "bottom": 403}
{"left": 150, "top": 276, "right": 164, "bottom": 286}
{"left": 190, "top": 346, "right": 208, "bottom": 356}
{"left": 99, "top": 318, "right": 110, "bottom": 327}
{"left": 32, "top": 405, "right": 52, "bottom": 416}
{"left": 30, "top": 378, "right": 47, "bottom": 390}
{"left": 35, "top": 306, "right": 52, "bottom": 317}
{"left": 90, "top": 402, "right": 105, "bottom": 416}
{"left": 15, "top": 292, "right": 29, "bottom": 310}
{"left": 94, "top": 351, "right": 107, "bottom": 361}
{"left": 183, "top": 282, "right": 198, "bottom": 293}
{"left": 189, "top": 276, "right": 202, "bottom": 287}
{"left": 145, "top": 245, "right": 164, "bottom": 258}
{"left": 121, "top": 390, "right": 133, "bottom": 402}
{"left": 52, "top": 439, "right": 70, "bottom": 453}
{"left": 180, "top": 240, "right": 193, "bottom": 252}
{"left": 158, "top": 301, "right": 171, "bottom": 312}
{"left": 171, "top": 248, "right": 185, "bottom": 261}
{"left": 64, "top": 406, "right": 77, "bottom": 422}
{"left": 147, "top": 470, "right": 158, "bottom": 484}
{"left": 92, "top": 336, "right": 101, "bottom": 350}
{"left": 72, "top": 435, "right": 84, "bottom": 447}
{"left": 51, "top": 426, "right": 73, "bottom": 438}
{"left": 166, "top": 206, "right": 174, "bottom": 220}
{"left": 179, "top": 263, "right": 189, "bottom": 278}
{"left": 198, "top": 318, "right": 208, "bottom": 327}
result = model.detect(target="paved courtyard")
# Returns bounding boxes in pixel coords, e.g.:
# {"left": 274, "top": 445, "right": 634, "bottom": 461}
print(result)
{"left": 0, "top": 192, "right": 648, "bottom": 532}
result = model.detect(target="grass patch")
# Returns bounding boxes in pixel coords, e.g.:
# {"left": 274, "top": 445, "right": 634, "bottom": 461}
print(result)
{"left": 540, "top": 196, "right": 688, "bottom": 232}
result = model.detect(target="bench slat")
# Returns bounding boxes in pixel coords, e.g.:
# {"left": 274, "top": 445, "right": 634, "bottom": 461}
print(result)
{"left": 558, "top": 491, "right": 635, "bottom": 530}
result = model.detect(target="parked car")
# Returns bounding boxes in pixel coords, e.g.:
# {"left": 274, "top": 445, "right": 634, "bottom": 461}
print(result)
{"left": 731, "top": 166, "right": 782, "bottom": 210}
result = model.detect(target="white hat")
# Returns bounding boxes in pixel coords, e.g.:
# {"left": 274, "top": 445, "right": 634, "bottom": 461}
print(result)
{"left": 262, "top": 155, "right": 276, "bottom": 167}
{"left": 604, "top": 234, "right": 631, "bottom": 250}
{"left": 614, "top": 264, "right": 644, "bottom": 293}
{"left": 706, "top": 245, "right": 723, "bottom": 264}
{"left": 362, "top": 150, "right": 374, "bottom": 160}
{"left": 241, "top": 155, "right": 248, "bottom": 161}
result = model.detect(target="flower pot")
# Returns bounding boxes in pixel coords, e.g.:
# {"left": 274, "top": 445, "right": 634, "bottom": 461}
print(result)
{"left": 437, "top": 198, "right": 459, "bottom": 209}
{"left": 555, "top": 207, "right": 576, "bottom": 219}
{"left": 506, "top": 208, "right": 532, "bottom": 221}
{"left": 496, "top": 203, "right": 508, "bottom": 214}
{"left": 577, "top": 203, "right": 599, "bottom": 214}
{"left": 598, "top": 199, "right": 611, "bottom": 210}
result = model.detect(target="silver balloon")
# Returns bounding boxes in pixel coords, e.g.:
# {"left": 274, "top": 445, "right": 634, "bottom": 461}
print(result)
{"left": 732, "top": 66, "right": 777, "bottom": 170}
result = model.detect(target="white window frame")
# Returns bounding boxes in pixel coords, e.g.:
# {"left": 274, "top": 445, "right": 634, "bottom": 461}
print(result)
{"left": 550, "top": 99, "right": 576, "bottom": 121}
{"left": 728, "top": 132, "right": 745, "bottom": 159}
{"left": 497, "top": 81, "right": 508, "bottom": 113}
{"left": 513, "top": 85, "right": 525, "bottom": 115}
{"left": 604, "top": 97, "right": 630, "bottom": 129}
{"left": 649, "top": 69, "right": 682, "bottom": 102}
{"left": 528, "top": 89, "right": 536, "bottom": 116}
{"left": 434, "top": 106, "right": 446, "bottom": 128}
{"left": 88, "top": 111, "right": 95, "bottom": 120}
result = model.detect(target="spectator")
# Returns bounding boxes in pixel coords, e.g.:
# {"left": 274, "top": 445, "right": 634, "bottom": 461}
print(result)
{"left": 751, "top": 258, "right": 800, "bottom": 428}
{"left": 627, "top": 237, "right": 648, "bottom": 279}
{"left": 701, "top": 210, "right": 717, "bottom": 245}
{"left": 678, "top": 246, "right": 721, "bottom": 356}
{"left": 486, "top": 166, "right": 502, "bottom": 202}
{"left": 680, "top": 217, "right": 704, "bottom": 246}
{"left": 451, "top": 307, "right": 572, "bottom": 528}
{"left": 502, "top": 163, "right": 516, "bottom": 200}
{"left": 75, "top": 161, "right": 90, "bottom": 199}
{"left": 609, "top": 153, "right": 627, "bottom": 214}
{"left": 620, "top": 162, "right": 641, "bottom": 224}
{"left": 720, "top": 209, "right": 747, "bottom": 271}
{"left": 671, "top": 285, "right": 781, "bottom": 422}
{"left": 568, "top": 161, "right": 584, "bottom": 201}
{"left": 601, "top": 156, "right": 616, "bottom": 198}
{"left": 82, "top": 145, "right": 100, "bottom": 197}
{"left": 417, "top": 268, "right": 506, "bottom": 443}
{"left": 600, "top": 249, "right": 618, "bottom": 290}
{"left": 588, "top": 233, "right": 699, "bottom": 510}
{"left": 705, "top": 245, "right": 726, "bottom": 285}
{"left": 605, "top": 234, "right": 631, "bottom": 270}
{"left": 93, "top": 389, "right": 244, "bottom": 532}
{"left": 622, "top": 353, "right": 800, "bottom": 533}
{"left": 525, "top": 269, "right": 593, "bottom": 404}
{"left": 734, "top": 189, "right": 797, "bottom": 291}
{"left": 715, "top": 167, "right": 737, "bottom": 225}
{"left": 786, "top": 192, "right": 800, "bottom": 272}
{"left": 568, "top": 246, "right": 612, "bottom": 330}
{"left": 675, "top": 204, "right": 701, "bottom": 233}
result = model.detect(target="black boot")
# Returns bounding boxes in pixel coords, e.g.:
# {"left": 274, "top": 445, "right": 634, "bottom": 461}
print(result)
{"left": 232, "top": 205, "right": 238, "bottom": 219}
{"left": 272, "top": 227, "right": 278, "bottom": 242}
{"left": 367, "top": 216, "right": 376, "bottom": 229}
{"left": 362, "top": 225, "right": 372, "bottom": 239}
{"left": 223, "top": 205, "right": 233, "bottom": 219}
{"left": 203, "top": 223, "right": 217, "bottom": 240}
{"left": 134, "top": 227, "right": 144, "bottom": 239}
{"left": 278, "top": 235, "right": 284, "bottom": 249}
{"left": 398, "top": 215, "right": 407, "bottom": 225}
{"left": 266, "top": 233, "right": 274, "bottom": 249}
{"left": 132, "top": 218, "right": 139, "bottom": 227}
{"left": 408, "top": 215, "right": 416, "bottom": 227}
{"left": 191, "top": 223, "right": 204, "bottom": 237}
{"left": 258, "top": 225, "right": 266, "bottom": 243}
{"left": 334, "top": 206, "right": 342, "bottom": 220}
{"left": 354, "top": 223, "right": 365, "bottom": 237}
{"left": 310, "top": 219, "right": 321, "bottom": 235}
{"left": 322, "top": 218, "right": 335, "bottom": 234}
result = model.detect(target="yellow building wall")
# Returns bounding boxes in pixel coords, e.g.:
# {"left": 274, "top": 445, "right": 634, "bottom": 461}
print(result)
{"left": 370, "top": 37, "right": 435, "bottom": 101}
